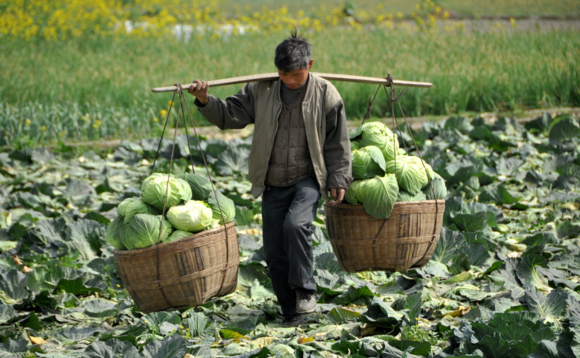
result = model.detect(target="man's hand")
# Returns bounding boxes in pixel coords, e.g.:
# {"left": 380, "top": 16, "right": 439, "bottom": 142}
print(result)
{"left": 328, "top": 188, "right": 345, "bottom": 206}
{"left": 188, "top": 80, "right": 209, "bottom": 105}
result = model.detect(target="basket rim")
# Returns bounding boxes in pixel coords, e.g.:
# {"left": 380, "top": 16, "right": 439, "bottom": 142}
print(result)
{"left": 113, "top": 221, "right": 236, "bottom": 256}
{"left": 324, "top": 199, "right": 445, "bottom": 210}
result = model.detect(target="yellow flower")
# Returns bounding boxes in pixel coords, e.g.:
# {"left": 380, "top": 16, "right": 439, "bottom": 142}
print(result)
{"left": 435, "top": 6, "right": 442, "bottom": 14}
{"left": 145, "top": 320, "right": 148, "bottom": 323}
{"left": 41, "top": 126, "right": 47, "bottom": 131}
{"left": 168, "top": 100, "right": 174, "bottom": 107}
{"left": 160, "top": 109, "right": 168, "bottom": 117}
{"left": 510, "top": 18, "right": 517, "bottom": 28}
{"left": 180, "top": 326, "right": 184, "bottom": 329}
{"left": 397, "top": 11, "right": 403, "bottom": 19}
{"left": 96, "top": 120, "right": 102, "bottom": 126}
{"left": 443, "top": 11, "right": 450, "bottom": 19}
{"left": 93, "top": 124, "right": 98, "bottom": 129}
{"left": 25, "top": 119, "right": 31, "bottom": 125}
{"left": 153, "top": 117, "right": 159, "bottom": 122}
{"left": 117, "top": 284, "right": 120, "bottom": 287}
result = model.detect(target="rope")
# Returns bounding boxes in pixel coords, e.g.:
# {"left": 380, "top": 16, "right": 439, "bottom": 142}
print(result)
{"left": 176, "top": 85, "right": 197, "bottom": 174}
{"left": 385, "top": 75, "right": 440, "bottom": 269}
{"left": 362, "top": 85, "right": 382, "bottom": 124}
{"left": 150, "top": 91, "right": 176, "bottom": 176}
{"left": 153, "top": 88, "right": 182, "bottom": 309}
{"left": 180, "top": 86, "right": 231, "bottom": 296}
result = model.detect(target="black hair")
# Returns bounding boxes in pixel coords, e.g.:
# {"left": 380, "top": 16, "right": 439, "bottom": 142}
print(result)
{"left": 274, "top": 29, "right": 312, "bottom": 72}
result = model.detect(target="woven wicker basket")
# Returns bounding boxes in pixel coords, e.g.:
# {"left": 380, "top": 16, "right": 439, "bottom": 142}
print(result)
{"left": 325, "top": 200, "right": 445, "bottom": 273}
{"left": 114, "top": 222, "right": 239, "bottom": 313}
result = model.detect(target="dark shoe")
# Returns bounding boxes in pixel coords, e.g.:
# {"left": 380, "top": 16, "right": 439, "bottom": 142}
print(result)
{"left": 296, "top": 289, "right": 317, "bottom": 314}
{"left": 281, "top": 314, "right": 304, "bottom": 327}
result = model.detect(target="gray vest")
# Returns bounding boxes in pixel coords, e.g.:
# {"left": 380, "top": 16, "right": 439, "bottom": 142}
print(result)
{"left": 264, "top": 85, "right": 314, "bottom": 187}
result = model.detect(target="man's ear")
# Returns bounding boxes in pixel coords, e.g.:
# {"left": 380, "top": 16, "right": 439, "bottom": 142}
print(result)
{"left": 307, "top": 59, "right": 313, "bottom": 70}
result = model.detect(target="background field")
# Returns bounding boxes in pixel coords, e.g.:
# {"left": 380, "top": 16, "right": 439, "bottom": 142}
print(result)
{"left": 1, "top": 0, "right": 579, "bottom": 147}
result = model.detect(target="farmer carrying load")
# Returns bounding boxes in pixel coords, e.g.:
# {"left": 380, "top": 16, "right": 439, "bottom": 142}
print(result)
{"left": 188, "top": 30, "right": 352, "bottom": 327}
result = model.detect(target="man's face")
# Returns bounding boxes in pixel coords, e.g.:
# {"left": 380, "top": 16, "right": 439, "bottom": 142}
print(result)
{"left": 278, "top": 59, "right": 313, "bottom": 89}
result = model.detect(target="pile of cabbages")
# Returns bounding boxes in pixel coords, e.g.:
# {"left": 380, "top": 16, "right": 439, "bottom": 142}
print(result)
{"left": 345, "top": 121, "right": 447, "bottom": 219}
{"left": 106, "top": 173, "right": 235, "bottom": 251}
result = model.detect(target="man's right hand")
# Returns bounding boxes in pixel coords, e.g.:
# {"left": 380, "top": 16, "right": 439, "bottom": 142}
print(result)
{"left": 188, "top": 80, "right": 209, "bottom": 105}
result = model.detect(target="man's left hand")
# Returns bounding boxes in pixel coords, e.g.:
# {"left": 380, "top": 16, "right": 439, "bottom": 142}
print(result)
{"left": 328, "top": 188, "right": 345, "bottom": 206}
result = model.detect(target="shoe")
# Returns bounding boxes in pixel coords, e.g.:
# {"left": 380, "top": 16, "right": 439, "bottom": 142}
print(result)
{"left": 295, "top": 289, "right": 317, "bottom": 314}
{"left": 281, "top": 314, "right": 304, "bottom": 327}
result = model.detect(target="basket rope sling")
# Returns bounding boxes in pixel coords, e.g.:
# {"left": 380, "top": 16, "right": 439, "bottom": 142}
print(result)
{"left": 113, "top": 85, "right": 239, "bottom": 313}
{"left": 324, "top": 74, "right": 445, "bottom": 273}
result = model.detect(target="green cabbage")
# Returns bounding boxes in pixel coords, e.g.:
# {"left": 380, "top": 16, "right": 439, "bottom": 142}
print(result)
{"left": 350, "top": 141, "right": 360, "bottom": 151}
{"left": 397, "top": 190, "right": 427, "bottom": 202}
{"left": 120, "top": 214, "right": 173, "bottom": 250}
{"left": 350, "top": 121, "right": 400, "bottom": 161}
{"left": 163, "top": 230, "right": 193, "bottom": 244}
{"left": 207, "top": 191, "right": 235, "bottom": 225}
{"left": 423, "top": 173, "right": 448, "bottom": 200}
{"left": 355, "top": 174, "right": 399, "bottom": 219}
{"left": 166, "top": 200, "right": 213, "bottom": 232}
{"left": 177, "top": 173, "right": 213, "bottom": 200}
{"left": 351, "top": 145, "right": 386, "bottom": 179}
{"left": 106, "top": 216, "right": 126, "bottom": 250}
{"left": 117, "top": 198, "right": 159, "bottom": 223}
{"left": 141, "top": 173, "right": 192, "bottom": 210}
{"left": 345, "top": 180, "right": 362, "bottom": 205}
{"left": 385, "top": 156, "right": 434, "bottom": 195}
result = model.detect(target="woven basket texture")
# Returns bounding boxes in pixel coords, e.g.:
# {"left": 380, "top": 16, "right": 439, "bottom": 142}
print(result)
{"left": 114, "top": 222, "right": 239, "bottom": 313}
{"left": 325, "top": 200, "right": 445, "bottom": 273}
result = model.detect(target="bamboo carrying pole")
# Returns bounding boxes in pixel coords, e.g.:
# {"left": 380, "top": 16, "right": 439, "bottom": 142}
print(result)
{"left": 151, "top": 72, "right": 432, "bottom": 93}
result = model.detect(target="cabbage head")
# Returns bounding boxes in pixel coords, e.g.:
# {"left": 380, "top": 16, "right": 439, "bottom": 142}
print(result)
{"left": 117, "top": 198, "right": 159, "bottom": 223}
{"left": 345, "top": 180, "right": 362, "bottom": 205}
{"left": 207, "top": 191, "right": 235, "bottom": 225}
{"left": 166, "top": 200, "right": 213, "bottom": 232}
{"left": 350, "top": 141, "right": 360, "bottom": 151}
{"left": 351, "top": 145, "right": 386, "bottom": 179}
{"left": 397, "top": 190, "right": 427, "bottom": 202}
{"left": 141, "top": 173, "right": 192, "bottom": 210}
{"left": 121, "top": 214, "right": 173, "bottom": 250}
{"left": 177, "top": 173, "right": 213, "bottom": 200}
{"left": 350, "top": 122, "right": 400, "bottom": 161}
{"left": 106, "top": 216, "right": 126, "bottom": 250}
{"left": 423, "top": 173, "right": 447, "bottom": 200}
{"left": 385, "top": 156, "right": 434, "bottom": 195}
{"left": 356, "top": 174, "right": 399, "bottom": 219}
{"left": 163, "top": 230, "right": 193, "bottom": 244}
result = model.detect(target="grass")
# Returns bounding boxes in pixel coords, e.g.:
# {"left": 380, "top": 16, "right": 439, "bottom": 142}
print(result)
{"left": 440, "top": 0, "right": 580, "bottom": 17}
{"left": 1, "top": 28, "right": 579, "bottom": 147}
{"left": 225, "top": 0, "right": 580, "bottom": 18}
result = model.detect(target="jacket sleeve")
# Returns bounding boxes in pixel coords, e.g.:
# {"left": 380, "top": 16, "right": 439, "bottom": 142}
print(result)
{"left": 194, "top": 83, "right": 255, "bottom": 129}
{"left": 324, "top": 100, "right": 354, "bottom": 189}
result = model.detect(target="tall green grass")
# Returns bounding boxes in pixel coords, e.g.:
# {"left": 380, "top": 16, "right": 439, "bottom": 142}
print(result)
{"left": 1, "top": 28, "right": 579, "bottom": 147}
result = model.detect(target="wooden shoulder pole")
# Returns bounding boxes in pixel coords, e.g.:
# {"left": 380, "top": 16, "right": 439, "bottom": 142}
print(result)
{"left": 151, "top": 72, "right": 432, "bottom": 93}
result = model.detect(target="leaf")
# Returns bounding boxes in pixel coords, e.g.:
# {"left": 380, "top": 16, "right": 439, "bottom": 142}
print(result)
{"left": 0, "top": 269, "right": 29, "bottom": 303}
{"left": 59, "top": 327, "right": 99, "bottom": 342}
{"left": 452, "top": 213, "right": 488, "bottom": 232}
{"left": 326, "top": 307, "right": 362, "bottom": 324}
{"left": 185, "top": 312, "right": 208, "bottom": 337}
{"left": 141, "top": 334, "right": 186, "bottom": 358}
{"left": 549, "top": 117, "right": 580, "bottom": 145}
{"left": 404, "top": 292, "right": 422, "bottom": 325}
{"left": 315, "top": 252, "right": 343, "bottom": 274}
{"left": 216, "top": 147, "right": 250, "bottom": 176}
{"left": 333, "top": 285, "right": 375, "bottom": 306}
{"left": 479, "top": 185, "right": 521, "bottom": 205}
{"left": 28, "top": 335, "right": 47, "bottom": 345}
{"left": 83, "top": 338, "right": 140, "bottom": 358}
{"left": 431, "top": 227, "right": 467, "bottom": 264}
{"left": 499, "top": 259, "right": 525, "bottom": 301}
{"left": 65, "top": 219, "right": 107, "bottom": 261}
{"left": 388, "top": 340, "right": 431, "bottom": 357}
{"left": 82, "top": 299, "right": 117, "bottom": 318}
{"left": 478, "top": 333, "right": 511, "bottom": 358}
{"left": 359, "top": 297, "right": 402, "bottom": 328}
{"left": 220, "top": 329, "right": 248, "bottom": 340}
{"left": 525, "top": 286, "right": 568, "bottom": 320}
{"left": 32, "top": 218, "right": 67, "bottom": 245}
{"left": 0, "top": 304, "right": 18, "bottom": 324}
{"left": 516, "top": 255, "right": 551, "bottom": 291}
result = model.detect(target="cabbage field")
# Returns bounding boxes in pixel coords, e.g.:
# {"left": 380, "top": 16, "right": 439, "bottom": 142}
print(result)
{"left": 1, "top": 113, "right": 580, "bottom": 357}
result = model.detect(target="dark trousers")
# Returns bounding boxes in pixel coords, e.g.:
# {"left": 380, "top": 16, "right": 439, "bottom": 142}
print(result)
{"left": 262, "top": 176, "right": 320, "bottom": 316}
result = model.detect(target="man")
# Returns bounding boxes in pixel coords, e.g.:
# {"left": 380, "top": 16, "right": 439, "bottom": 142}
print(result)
{"left": 188, "top": 31, "right": 352, "bottom": 327}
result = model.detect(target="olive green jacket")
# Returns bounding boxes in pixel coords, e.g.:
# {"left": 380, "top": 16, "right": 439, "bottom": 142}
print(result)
{"left": 195, "top": 73, "right": 352, "bottom": 200}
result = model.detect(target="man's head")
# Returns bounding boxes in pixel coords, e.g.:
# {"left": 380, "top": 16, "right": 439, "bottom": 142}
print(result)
{"left": 275, "top": 30, "right": 313, "bottom": 89}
